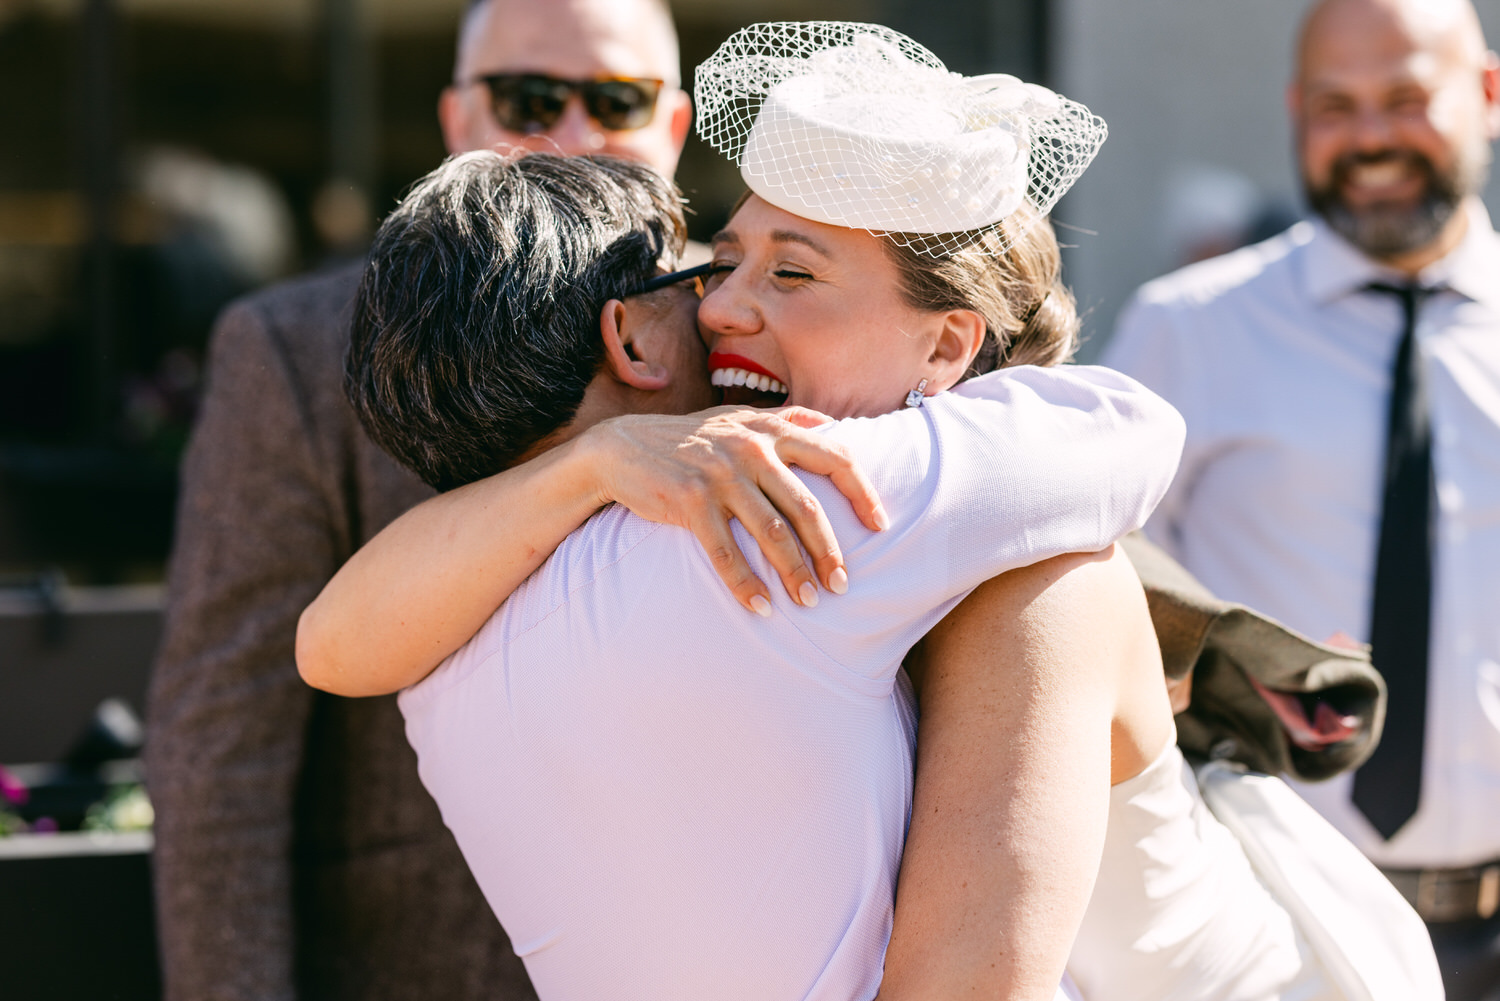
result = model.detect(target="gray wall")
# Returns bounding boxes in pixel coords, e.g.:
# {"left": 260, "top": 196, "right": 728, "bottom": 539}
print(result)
{"left": 1051, "top": 0, "right": 1500, "bottom": 360}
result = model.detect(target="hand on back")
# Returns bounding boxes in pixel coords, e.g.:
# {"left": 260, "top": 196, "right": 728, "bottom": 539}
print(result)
{"left": 582, "top": 405, "right": 888, "bottom": 616}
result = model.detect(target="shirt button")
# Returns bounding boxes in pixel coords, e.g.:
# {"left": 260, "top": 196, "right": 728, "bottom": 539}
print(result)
{"left": 1437, "top": 481, "right": 1464, "bottom": 513}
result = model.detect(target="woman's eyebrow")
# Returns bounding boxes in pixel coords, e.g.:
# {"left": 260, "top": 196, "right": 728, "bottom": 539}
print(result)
{"left": 708, "top": 228, "right": 831, "bottom": 259}
{"left": 770, "top": 230, "right": 832, "bottom": 257}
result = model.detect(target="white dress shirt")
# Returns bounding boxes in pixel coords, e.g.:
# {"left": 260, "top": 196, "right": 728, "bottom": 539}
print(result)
{"left": 399, "top": 366, "right": 1184, "bottom": 1001}
{"left": 1105, "top": 199, "right": 1500, "bottom": 869}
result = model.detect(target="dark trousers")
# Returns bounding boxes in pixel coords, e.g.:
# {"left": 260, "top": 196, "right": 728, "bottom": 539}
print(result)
{"left": 1431, "top": 913, "right": 1500, "bottom": 1001}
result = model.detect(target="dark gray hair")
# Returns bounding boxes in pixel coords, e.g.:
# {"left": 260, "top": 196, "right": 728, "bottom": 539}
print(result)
{"left": 347, "top": 150, "right": 686, "bottom": 491}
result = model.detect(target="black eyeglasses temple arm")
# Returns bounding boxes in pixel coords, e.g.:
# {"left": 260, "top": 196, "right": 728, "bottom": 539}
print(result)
{"left": 627, "top": 261, "right": 718, "bottom": 296}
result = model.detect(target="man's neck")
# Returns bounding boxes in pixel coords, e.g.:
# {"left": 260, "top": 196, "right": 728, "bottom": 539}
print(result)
{"left": 1364, "top": 199, "right": 1474, "bottom": 277}
{"left": 513, "top": 377, "right": 639, "bottom": 466}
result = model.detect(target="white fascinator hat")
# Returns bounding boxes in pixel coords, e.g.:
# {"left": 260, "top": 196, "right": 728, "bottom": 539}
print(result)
{"left": 694, "top": 21, "right": 1107, "bottom": 255}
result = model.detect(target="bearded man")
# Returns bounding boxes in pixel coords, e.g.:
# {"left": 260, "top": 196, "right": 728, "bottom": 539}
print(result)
{"left": 1104, "top": 1, "right": 1500, "bottom": 998}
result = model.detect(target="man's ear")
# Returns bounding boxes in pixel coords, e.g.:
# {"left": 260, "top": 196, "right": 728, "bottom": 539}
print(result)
{"left": 599, "top": 299, "right": 672, "bottom": 390}
{"left": 665, "top": 89, "right": 693, "bottom": 161}
{"left": 1285, "top": 80, "right": 1303, "bottom": 127}
{"left": 1482, "top": 50, "right": 1500, "bottom": 139}
{"left": 924, "top": 309, "right": 987, "bottom": 392}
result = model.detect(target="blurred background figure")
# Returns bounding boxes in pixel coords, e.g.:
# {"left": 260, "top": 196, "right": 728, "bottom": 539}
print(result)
{"left": 134, "top": 145, "right": 298, "bottom": 293}
{"left": 122, "top": 147, "right": 297, "bottom": 455}
{"left": 1060, "top": 0, "right": 1500, "bottom": 360}
{"left": 1104, "top": 2, "right": 1500, "bottom": 999}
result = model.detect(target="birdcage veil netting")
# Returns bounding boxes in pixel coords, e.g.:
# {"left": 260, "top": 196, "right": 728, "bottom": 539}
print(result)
{"left": 694, "top": 21, "right": 1108, "bottom": 256}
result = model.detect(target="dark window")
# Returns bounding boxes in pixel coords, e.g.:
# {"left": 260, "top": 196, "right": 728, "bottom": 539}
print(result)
{"left": 0, "top": 0, "right": 1048, "bottom": 580}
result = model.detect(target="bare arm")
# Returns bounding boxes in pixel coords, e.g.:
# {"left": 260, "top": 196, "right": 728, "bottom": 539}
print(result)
{"left": 879, "top": 546, "right": 1173, "bottom": 1000}
{"left": 297, "top": 406, "right": 886, "bottom": 697}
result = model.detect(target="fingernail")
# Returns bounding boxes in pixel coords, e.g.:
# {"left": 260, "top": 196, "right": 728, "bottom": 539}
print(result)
{"left": 750, "top": 594, "right": 773, "bottom": 618}
{"left": 798, "top": 581, "right": 819, "bottom": 608}
{"left": 874, "top": 506, "right": 891, "bottom": 531}
{"left": 828, "top": 567, "right": 848, "bottom": 595}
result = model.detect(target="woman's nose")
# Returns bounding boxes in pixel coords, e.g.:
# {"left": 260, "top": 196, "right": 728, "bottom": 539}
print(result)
{"left": 696, "top": 272, "right": 759, "bottom": 339}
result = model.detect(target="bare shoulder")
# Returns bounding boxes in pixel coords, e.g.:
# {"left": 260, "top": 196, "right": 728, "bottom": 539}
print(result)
{"left": 1008, "top": 547, "right": 1140, "bottom": 619}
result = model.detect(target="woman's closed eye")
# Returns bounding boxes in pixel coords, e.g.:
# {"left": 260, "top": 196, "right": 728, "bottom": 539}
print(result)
{"left": 703, "top": 262, "right": 736, "bottom": 291}
{"left": 702, "top": 259, "right": 815, "bottom": 291}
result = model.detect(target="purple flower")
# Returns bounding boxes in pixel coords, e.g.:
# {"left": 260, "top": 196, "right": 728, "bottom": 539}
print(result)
{"left": 0, "top": 765, "right": 27, "bottom": 807}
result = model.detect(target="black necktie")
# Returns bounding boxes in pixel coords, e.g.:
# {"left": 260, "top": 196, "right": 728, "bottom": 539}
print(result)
{"left": 1351, "top": 282, "right": 1439, "bottom": 840}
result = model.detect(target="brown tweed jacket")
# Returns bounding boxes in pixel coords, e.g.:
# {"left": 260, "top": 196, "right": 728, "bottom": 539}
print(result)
{"left": 1121, "top": 532, "right": 1385, "bottom": 782}
{"left": 145, "top": 264, "right": 537, "bottom": 1001}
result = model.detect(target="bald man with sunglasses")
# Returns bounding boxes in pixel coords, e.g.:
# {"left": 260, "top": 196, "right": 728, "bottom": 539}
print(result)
{"left": 438, "top": 0, "right": 691, "bottom": 176}
{"left": 145, "top": 2, "right": 705, "bottom": 999}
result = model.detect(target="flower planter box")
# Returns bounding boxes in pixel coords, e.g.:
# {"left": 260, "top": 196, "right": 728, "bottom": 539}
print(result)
{"left": 0, "top": 583, "right": 162, "bottom": 765}
{"left": 1, "top": 582, "right": 163, "bottom": 996}
{"left": 0, "top": 829, "right": 160, "bottom": 1000}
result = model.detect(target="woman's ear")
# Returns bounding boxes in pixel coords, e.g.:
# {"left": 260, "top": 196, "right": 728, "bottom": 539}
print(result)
{"left": 598, "top": 299, "right": 672, "bottom": 391}
{"left": 925, "top": 309, "right": 987, "bottom": 392}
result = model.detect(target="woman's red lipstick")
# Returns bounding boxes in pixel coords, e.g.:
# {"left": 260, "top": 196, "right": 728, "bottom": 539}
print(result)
{"left": 707, "top": 352, "right": 781, "bottom": 382}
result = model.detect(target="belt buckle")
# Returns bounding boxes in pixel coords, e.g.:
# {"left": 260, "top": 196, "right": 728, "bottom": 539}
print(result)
{"left": 1416, "top": 869, "right": 1446, "bottom": 920}
{"left": 1481, "top": 865, "right": 1500, "bottom": 921}
{"left": 1415, "top": 864, "right": 1500, "bottom": 922}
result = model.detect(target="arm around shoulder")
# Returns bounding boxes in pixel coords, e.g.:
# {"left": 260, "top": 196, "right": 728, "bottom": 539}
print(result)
{"left": 295, "top": 430, "right": 609, "bottom": 697}
{"left": 940, "top": 365, "right": 1186, "bottom": 569}
{"left": 296, "top": 406, "right": 888, "bottom": 697}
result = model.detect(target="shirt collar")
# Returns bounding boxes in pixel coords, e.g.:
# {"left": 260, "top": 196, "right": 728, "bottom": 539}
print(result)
{"left": 1419, "top": 201, "right": 1500, "bottom": 309}
{"left": 1300, "top": 198, "right": 1500, "bottom": 308}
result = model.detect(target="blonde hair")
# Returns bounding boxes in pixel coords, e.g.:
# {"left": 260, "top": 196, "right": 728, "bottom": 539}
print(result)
{"left": 882, "top": 210, "right": 1079, "bottom": 373}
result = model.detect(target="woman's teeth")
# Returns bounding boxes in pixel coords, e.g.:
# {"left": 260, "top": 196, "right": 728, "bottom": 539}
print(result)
{"left": 711, "top": 367, "right": 786, "bottom": 395}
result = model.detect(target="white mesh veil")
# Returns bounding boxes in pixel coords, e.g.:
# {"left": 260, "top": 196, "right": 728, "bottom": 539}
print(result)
{"left": 694, "top": 21, "right": 1108, "bottom": 256}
